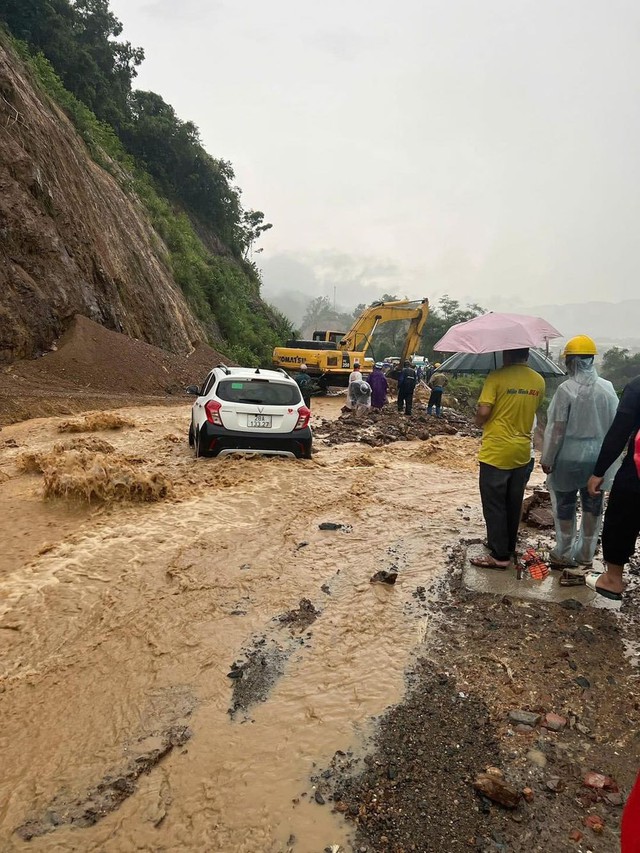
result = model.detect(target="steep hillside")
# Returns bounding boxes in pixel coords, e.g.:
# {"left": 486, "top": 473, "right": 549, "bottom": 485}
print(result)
{"left": 0, "top": 41, "right": 206, "bottom": 362}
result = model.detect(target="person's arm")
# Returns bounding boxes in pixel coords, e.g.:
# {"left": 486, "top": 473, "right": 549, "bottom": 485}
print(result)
{"left": 475, "top": 404, "right": 492, "bottom": 427}
{"left": 475, "top": 374, "right": 496, "bottom": 427}
{"left": 588, "top": 381, "right": 640, "bottom": 495}
{"left": 593, "top": 410, "right": 635, "bottom": 475}
{"left": 540, "top": 422, "right": 566, "bottom": 473}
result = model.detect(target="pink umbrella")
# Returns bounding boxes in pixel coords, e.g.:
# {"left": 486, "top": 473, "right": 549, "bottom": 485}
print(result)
{"left": 434, "top": 312, "right": 562, "bottom": 354}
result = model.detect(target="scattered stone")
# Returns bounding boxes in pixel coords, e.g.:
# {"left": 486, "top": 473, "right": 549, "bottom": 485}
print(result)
{"left": 522, "top": 491, "right": 554, "bottom": 528}
{"left": 295, "top": 541, "right": 309, "bottom": 550}
{"left": 319, "top": 522, "right": 344, "bottom": 531}
{"left": 522, "top": 787, "right": 534, "bottom": 803}
{"left": 583, "top": 771, "right": 618, "bottom": 792}
{"left": 545, "top": 777, "right": 562, "bottom": 793}
{"left": 543, "top": 712, "right": 567, "bottom": 732}
{"left": 314, "top": 790, "right": 326, "bottom": 805}
{"left": 574, "top": 676, "right": 591, "bottom": 689}
{"left": 605, "top": 791, "right": 624, "bottom": 806}
{"left": 583, "top": 814, "right": 605, "bottom": 833}
{"left": 278, "top": 599, "right": 320, "bottom": 632}
{"left": 370, "top": 569, "right": 398, "bottom": 585}
{"left": 559, "top": 599, "right": 584, "bottom": 611}
{"left": 321, "top": 583, "right": 331, "bottom": 594}
{"left": 227, "top": 669, "right": 243, "bottom": 679}
{"left": 473, "top": 772, "right": 521, "bottom": 808}
{"left": 568, "top": 829, "right": 584, "bottom": 842}
{"left": 508, "top": 709, "right": 540, "bottom": 727}
{"left": 515, "top": 724, "right": 534, "bottom": 733}
{"left": 526, "top": 749, "right": 547, "bottom": 768}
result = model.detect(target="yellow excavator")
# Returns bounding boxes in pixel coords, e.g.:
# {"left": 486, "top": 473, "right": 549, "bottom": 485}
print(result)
{"left": 272, "top": 298, "right": 429, "bottom": 388}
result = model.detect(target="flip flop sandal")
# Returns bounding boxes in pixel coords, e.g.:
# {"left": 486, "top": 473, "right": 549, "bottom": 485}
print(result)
{"left": 469, "top": 556, "right": 510, "bottom": 571}
{"left": 559, "top": 570, "right": 586, "bottom": 587}
{"left": 585, "top": 572, "right": 622, "bottom": 601}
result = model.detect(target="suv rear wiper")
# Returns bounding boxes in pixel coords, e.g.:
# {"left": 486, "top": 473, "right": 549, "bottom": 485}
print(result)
{"left": 238, "top": 397, "right": 264, "bottom": 404}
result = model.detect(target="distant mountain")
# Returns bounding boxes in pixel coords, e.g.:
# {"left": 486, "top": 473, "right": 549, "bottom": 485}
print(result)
{"left": 530, "top": 300, "right": 640, "bottom": 348}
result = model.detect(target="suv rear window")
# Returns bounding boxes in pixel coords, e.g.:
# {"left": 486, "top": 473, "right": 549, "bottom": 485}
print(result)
{"left": 216, "top": 379, "right": 302, "bottom": 406}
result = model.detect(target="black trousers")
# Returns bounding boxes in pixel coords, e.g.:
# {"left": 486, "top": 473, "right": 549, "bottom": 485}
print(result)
{"left": 602, "top": 484, "right": 640, "bottom": 566}
{"left": 397, "top": 387, "right": 414, "bottom": 415}
{"left": 479, "top": 462, "right": 530, "bottom": 562}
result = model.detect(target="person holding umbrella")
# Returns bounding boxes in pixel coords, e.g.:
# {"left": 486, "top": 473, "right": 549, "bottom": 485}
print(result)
{"left": 472, "top": 348, "right": 545, "bottom": 568}
{"left": 433, "top": 312, "right": 561, "bottom": 570}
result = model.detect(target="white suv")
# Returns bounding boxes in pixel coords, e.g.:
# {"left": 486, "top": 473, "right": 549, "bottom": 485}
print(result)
{"left": 187, "top": 366, "right": 312, "bottom": 459}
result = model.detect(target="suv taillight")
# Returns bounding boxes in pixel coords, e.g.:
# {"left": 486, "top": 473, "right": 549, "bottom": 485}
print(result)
{"left": 294, "top": 405, "right": 311, "bottom": 430}
{"left": 205, "top": 399, "right": 224, "bottom": 426}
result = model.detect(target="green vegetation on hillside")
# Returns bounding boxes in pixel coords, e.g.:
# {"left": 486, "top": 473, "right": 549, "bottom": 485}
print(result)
{"left": 1, "top": 0, "right": 291, "bottom": 364}
{"left": 601, "top": 347, "right": 640, "bottom": 393}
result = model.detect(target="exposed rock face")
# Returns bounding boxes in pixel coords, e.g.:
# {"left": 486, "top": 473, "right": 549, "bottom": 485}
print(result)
{"left": 0, "top": 41, "right": 204, "bottom": 362}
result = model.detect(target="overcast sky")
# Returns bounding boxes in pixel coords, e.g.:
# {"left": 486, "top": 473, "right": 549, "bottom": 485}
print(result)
{"left": 110, "top": 0, "right": 640, "bottom": 312}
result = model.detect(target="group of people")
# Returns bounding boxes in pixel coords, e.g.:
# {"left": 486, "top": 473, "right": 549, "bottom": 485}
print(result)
{"left": 345, "top": 359, "right": 449, "bottom": 417}
{"left": 471, "top": 335, "right": 640, "bottom": 601}
{"left": 294, "top": 359, "right": 448, "bottom": 418}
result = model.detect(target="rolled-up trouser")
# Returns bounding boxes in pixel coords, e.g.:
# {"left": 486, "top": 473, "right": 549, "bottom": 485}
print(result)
{"left": 602, "top": 484, "right": 640, "bottom": 567}
{"left": 479, "top": 462, "right": 530, "bottom": 562}
{"left": 550, "top": 487, "right": 604, "bottom": 565}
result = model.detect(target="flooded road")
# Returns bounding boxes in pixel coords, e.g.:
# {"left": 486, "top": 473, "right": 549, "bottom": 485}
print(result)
{"left": 0, "top": 400, "right": 482, "bottom": 852}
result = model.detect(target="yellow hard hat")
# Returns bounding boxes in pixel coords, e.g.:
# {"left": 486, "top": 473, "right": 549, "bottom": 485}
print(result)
{"left": 434, "top": 362, "right": 441, "bottom": 368}
{"left": 562, "top": 335, "right": 597, "bottom": 357}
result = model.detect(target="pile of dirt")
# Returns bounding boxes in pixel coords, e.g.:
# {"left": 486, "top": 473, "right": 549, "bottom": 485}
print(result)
{"left": 319, "top": 661, "right": 501, "bottom": 852}
{"left": 10, "top": 315, "right": 231, "bottom": 396}
{"left": 0, "top": 315, "right": 233, "bottom": 424}
{"left": 315, "top": 407, "right": 480, "bottom": 447}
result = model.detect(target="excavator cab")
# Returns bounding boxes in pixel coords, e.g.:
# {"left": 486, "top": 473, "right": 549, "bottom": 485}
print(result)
{"left": 312, "top": 330, "right": 345, "bottom": 344}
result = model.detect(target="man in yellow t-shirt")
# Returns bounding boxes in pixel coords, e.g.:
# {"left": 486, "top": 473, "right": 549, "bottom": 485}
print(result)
{"left": 471, "top": 349, "right": 545, "bottom": 568}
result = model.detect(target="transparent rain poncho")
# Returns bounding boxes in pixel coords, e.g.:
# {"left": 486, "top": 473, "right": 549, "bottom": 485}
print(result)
{"left": 541, "top": 357, "right": 620, "bottom": 564}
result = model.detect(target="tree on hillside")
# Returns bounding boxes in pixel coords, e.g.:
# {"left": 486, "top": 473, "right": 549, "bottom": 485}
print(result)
{"left": 0, "top": 0, "right": 144, "bottom": 126}
{"left": 423, "top": 295, "right": 485, "bottom": 360}
{"left": 601, "top": 347, "right": 640, "bottom": 392}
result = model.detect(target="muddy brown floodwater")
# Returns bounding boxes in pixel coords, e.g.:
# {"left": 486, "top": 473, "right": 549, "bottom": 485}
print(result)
{"left": 0, "top": 398, "right": 486, "bottom": 852}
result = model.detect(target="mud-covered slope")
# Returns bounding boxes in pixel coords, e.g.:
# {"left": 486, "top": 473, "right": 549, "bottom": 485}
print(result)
{"left": 0, "top": 41, "right": 205, "bottom": 362}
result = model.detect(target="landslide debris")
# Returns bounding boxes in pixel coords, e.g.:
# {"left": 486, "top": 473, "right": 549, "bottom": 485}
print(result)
{"left": 0, "top": 315, "right": 232, "bottom": 425}
{"left": 315, "top": 407, "right": 479, "bottom": 447}
{"left": 319, "top": 661, "right": 501, "bottom": 852}
{"left": 15, "top": 725, "right": 192, "bottom": 841}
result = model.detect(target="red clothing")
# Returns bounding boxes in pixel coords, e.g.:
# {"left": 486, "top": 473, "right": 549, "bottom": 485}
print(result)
{"left": 622, "top": 771, "right": 640, "bottom": 852}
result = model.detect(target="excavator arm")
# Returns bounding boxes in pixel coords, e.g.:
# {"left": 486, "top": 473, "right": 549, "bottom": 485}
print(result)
{"left": 339, "top": 298, "right": 430, "bottom": 353}
{"left": 400, "top": 299, "right": 430, "bottom": 364}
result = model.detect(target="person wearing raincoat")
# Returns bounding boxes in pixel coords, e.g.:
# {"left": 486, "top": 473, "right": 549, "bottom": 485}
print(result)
{"left": 368, "top": 363, "right": 388, "bottom": 409}
{"left": 540, "top": 335, "right": 620, "bottom": 569}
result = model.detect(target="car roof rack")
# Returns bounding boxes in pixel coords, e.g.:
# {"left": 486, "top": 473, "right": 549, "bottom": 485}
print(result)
{"left": 274, "top": 368, "right": 289, "bottom": 376}
{"left": 216, "top": 363, "right": 231, "bottom": 375}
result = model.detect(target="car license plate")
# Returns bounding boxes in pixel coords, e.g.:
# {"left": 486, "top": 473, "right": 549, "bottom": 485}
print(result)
{"left": 247, "top": 414, "right": 272, "bottom": 428}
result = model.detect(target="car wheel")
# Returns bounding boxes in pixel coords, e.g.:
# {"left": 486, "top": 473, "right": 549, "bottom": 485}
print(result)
{"left": 188, "top": 422, "right": 195, "bottom": 447}
{"left": 195, "top": 428, "right": 208, "bottom": 458}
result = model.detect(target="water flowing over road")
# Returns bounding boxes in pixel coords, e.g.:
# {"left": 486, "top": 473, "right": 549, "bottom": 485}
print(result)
{"left": 0, "top": 400, "right": 483, "bottom": 852}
